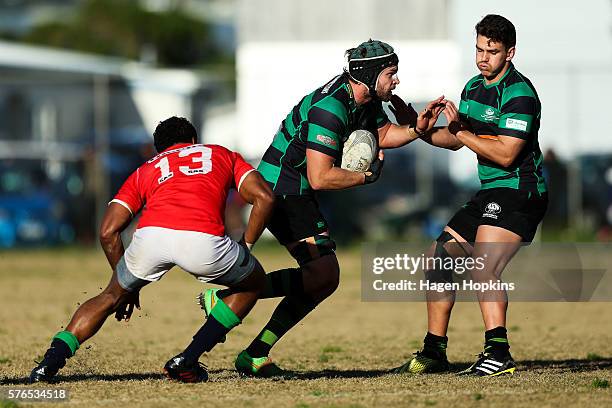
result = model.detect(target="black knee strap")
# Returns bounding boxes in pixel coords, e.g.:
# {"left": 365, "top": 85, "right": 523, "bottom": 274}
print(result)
{"left": 289, "top": 237, "right": 336, "bottom": 266}
{"left": 429, "top": 231, "right": 455, "bottom": 284}
{"left": 434, "top": 231, "right": 454, "bottom": 258}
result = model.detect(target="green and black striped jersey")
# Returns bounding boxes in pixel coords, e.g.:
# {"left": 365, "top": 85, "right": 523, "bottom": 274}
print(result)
{"left": 458, "top": 63, "right": 547, "bottom": 194}
{"left": 258, "top": 74, "right": 389, "bottom": 195}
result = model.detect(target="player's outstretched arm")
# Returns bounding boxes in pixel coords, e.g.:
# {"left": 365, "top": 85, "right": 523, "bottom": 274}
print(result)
{"left": 306, "top": 149, "right": 381, "bottom": 190}
{"left": 420, "top": 127, "right": 464, "bottom": 151}
{"left": 99, "top": 203, "right": 132, "bottom": 270}
{"left": 238, "top": 171, "right": 275, "bottom": 248}
{"left": 379, "top": 96, "right": 446, "bottom": 149}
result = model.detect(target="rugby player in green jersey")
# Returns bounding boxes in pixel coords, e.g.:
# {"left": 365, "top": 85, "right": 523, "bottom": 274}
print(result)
{"left": 394, "top": 15, "right": 548, "bottom": 376}
{"left": 198, "top": 40, "right": 446, "bottom": 377}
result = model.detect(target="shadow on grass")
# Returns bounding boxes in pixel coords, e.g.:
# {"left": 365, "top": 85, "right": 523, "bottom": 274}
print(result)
{"left": 2, "top": 358, "right": 610, "bottom": 384}
{"left": 517, "top": 358, "right": 612, "bottom": 372}
{"left": 450, "top": 358, "right": 612, "bottom": 373}
{"left": 0, "top": 372, "right": 166, "bottom": 385}
{"left": 0, "top": 368, "right": 393, "bottom": 384}
{"left": 278, "top": 368, "right": 392, "bottom": 380}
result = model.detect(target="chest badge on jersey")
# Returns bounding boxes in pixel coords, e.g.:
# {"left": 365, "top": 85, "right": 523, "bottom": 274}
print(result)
{"left": 483, "top": 202, "right": 502, "bottom": 219}
{"left": 480, "top": 107, "right": 499, "bottom": 122}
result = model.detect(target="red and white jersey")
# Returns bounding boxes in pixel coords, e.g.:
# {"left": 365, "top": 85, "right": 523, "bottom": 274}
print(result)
{"left": 111, "top": 143, "right": 254, "bottom": 236}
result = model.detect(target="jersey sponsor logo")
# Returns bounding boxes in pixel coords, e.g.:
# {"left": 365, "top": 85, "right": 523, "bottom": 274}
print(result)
{"left": 481, "top": 107, "right": 499, "bottom": 122}
{"left": 505, "top": 118, "right": 528, "bottom": 132}
{"left": 316, "top": 134, "right": 337, "bottom": 147}
{"left": 483, "top": 202, "right": 501, "bottom": 219}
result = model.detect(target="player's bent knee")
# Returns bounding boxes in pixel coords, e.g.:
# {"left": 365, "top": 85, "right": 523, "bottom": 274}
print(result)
{"left": 288, "top": 235, "right": 337, "bottom": 266}
{"left": 302, "top": 253, "right": 340, "bottom": 299}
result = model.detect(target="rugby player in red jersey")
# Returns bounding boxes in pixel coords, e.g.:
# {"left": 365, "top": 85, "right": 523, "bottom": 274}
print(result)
{"left": 30, "top": 116, "right": 274, "bottom": 383}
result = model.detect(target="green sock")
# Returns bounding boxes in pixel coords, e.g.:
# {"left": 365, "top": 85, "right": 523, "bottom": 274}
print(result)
{"left": 484, "top": 326, "right": 510, "bottom": 358}
{"left": 209, "top": 298, "right": 241, "bottom": 329}
{"left": 423, "top": 332, "right": 448, "bottom": 359}
{"left": 245, "top": 295, "right": 316, "bottom": 358}
{"left": 182, "top": 300, "right": 241, "bottom": 363}
{"left": 40, "top": 330, "right": 80, "bottom": 371}
{"left": 53, "top": 330, "right": 80, "bottom": 356}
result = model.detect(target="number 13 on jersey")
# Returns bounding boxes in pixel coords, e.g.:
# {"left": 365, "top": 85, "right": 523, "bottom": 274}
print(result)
{"left": 154, "top": 145, "right": 213, "bottom": 184}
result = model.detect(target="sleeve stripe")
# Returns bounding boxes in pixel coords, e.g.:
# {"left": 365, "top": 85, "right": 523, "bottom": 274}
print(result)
{"left": 496, "top": 128, "right": 529, "bottom": 140}
{"left": 306, "top": 141, "right": 339, "bottom": 158}
{"left": 500, "top": 96, "right": 537, "bottom": 115}
{"left": 238, "top": 169, "right": 256, "bottom": 191}
{"left": 316, "top": 97, "right": 349, "bottom": 126}
{"left": 109, "top": 199, "right": 133, "bottom": 216}
{"left": 308, "top": 123, "right": 341, "bottom": 146}
{"left": 309, "top": 106, "right": 345, "bottom": 135}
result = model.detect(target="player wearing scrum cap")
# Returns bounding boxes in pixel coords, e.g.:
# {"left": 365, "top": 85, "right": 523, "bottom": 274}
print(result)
{"left": 197, "top": 40, "right": 446, "bottom": 377}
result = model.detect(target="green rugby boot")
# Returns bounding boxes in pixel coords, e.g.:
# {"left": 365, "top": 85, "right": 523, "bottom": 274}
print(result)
{"left": 234, "top": 350, "right": 285, "bottom": 378}
{"left": 197, "top": 288, "right": 226, "bottom": 343}
{"left": 394, "top": 351, "right": 450, "bottom": 374}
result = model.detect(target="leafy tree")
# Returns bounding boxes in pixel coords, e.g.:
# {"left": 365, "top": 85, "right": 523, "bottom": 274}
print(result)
{"left": 23, "top": 0, "right": 219, "bottom": 67}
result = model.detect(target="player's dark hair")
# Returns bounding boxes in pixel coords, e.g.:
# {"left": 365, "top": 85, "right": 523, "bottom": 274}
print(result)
{"left": 153, "top": 116, "right": 197, "bottom": 153}
{"left": 475, "top": 14, "right": 516, "bottom": 49}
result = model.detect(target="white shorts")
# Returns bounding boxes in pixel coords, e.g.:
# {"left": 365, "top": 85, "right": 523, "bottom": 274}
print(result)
{"left": 116, "top": 226, "right": 256, "bottom": 292}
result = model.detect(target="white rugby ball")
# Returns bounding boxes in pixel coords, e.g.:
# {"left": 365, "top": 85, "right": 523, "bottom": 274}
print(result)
{"left": 341, "top": 129, "right": 377, "bottom": 172}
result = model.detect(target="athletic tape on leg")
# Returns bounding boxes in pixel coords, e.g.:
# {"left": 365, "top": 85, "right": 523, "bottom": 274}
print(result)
{"left": 210, "top": 299, "right": 241, "bottom": 329}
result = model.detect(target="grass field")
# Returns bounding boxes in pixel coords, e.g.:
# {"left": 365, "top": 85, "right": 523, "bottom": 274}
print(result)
{"left": 1, "top": 246, "right": 611, "bottom": 407}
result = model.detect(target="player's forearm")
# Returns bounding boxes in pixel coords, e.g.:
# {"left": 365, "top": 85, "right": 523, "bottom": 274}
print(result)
{"left": 243, "top": 191, "right": 275, "bottom": 246}
{"left": 378, "top": 124, "right": 420, "bottom": 149}
{"left": 99, "top": 203, "right": 131, "bottom": 271}
{"left": 455, "top": 130, "right": 514, "bottom": 167}
{"left": 308, "top": 166, "right": 366, "bottom": 190}
{"left": 99, "top": 232, "right": 124, "bottom": 271}
{"left": 421, "top": 127, "right": 464, "bottom": 150}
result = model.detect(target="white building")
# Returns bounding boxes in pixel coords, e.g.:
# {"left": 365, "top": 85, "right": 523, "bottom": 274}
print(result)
{"left": 220, "top": 0, "right": 612, "bottom": 186}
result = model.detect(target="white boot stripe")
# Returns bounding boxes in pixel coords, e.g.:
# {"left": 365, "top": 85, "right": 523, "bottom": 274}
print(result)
{"left": 480, "top": 363, "right": 500, "bottom": 371}
{"left": 475, "top": 366, "right": 494, "bottom": 374}
{"left": 484, "top": 359, "right": 503, "bottom": 366}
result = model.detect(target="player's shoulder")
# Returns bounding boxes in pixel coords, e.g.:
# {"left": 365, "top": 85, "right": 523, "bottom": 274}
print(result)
{"left": 205, "top": 143, "right": 230, "bottom": 153}
{"left": 200, "top": 144, "right": 235, "bottom": 160}
{"left": 463, "top": 73, "right": 483, "bottom": 91}
{"left": 311, "top": 75, "right": 350, "bottom": 113}
{"left": 503, "top": 67, "right": 537, "bottom": 99}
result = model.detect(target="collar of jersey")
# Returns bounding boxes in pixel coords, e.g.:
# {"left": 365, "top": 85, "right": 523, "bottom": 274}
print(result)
{"left": 481, "top": 62, "right": 515, "bottom": 89}
{"left": 162, "top": 142, "right": 194, "bottom": 153}
{"left": 342, "top": 74, "right": 357, "bottom": 112}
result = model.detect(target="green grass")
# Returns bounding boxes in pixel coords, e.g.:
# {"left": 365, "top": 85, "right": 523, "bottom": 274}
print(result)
{"left": 587, "top": 353, "right": 604, "bottom": 361}
{"left": 0, "top": 248, "right": 611, "bottom": 407}
{"left": 592, "top": 378, "right": 610, "bottom": 389}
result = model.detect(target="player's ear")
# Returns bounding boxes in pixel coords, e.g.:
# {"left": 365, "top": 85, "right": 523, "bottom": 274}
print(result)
{"left": 506, "top": 46, "right": 515, "bottom": 61}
